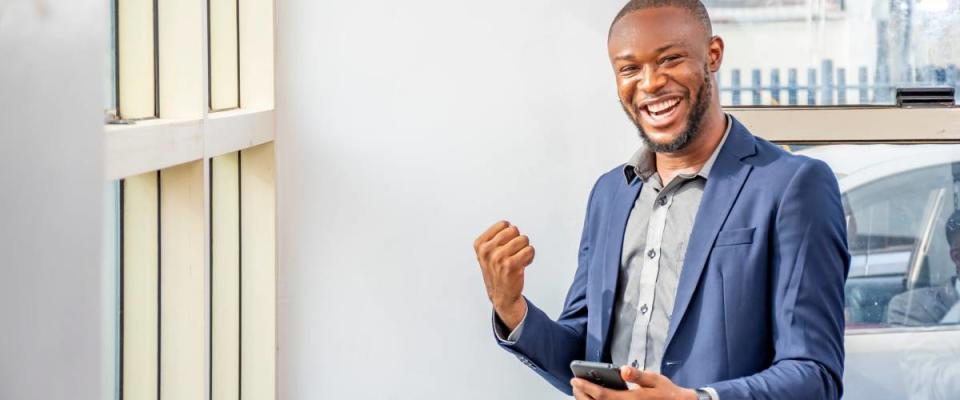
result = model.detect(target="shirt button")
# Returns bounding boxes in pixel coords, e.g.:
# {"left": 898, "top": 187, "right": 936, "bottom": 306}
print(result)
{"left": 647, "top": 249, "right": 656, "bottom": 259}
{"left": 658, "top": 196, "right": 667, "bottom": 206}
{"left": 640, "top": 304, "right": 649, "bottom": 314}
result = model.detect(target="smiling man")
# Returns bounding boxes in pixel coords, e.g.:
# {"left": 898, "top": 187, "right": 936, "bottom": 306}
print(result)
{"left": 472, "top": 1, "right": 849, "bottom": 400}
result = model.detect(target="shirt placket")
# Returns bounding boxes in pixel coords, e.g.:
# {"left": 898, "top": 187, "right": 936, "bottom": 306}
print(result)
{"left": 626, "top": 182, "right": 672, "bottom": 370}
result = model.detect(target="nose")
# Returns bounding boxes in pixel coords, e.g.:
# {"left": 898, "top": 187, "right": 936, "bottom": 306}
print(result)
{"left": 637, "top": 65, "right": 667, "bottom": 96}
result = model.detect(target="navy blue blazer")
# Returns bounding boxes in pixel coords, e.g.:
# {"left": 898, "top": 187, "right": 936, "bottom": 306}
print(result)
{"left": 496, "top": 117, "right": 849, "bottom": 399}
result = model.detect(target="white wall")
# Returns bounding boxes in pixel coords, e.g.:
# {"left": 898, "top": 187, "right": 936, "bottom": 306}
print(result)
{"left": 276, "top": 1, "right": 636, "bottom": 399}
{"left": 0, "top": 1, "right": 106, "bottom": 399}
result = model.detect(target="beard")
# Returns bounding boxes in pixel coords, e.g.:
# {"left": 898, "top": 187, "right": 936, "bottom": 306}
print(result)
{"left": 622, "top": 65, "right": 712, "bottom": 154}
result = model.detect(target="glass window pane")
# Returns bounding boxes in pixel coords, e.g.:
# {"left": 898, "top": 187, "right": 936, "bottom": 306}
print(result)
{"left": 708, "top": 0, "right": 960, "bottom": 106}
{"left": 107, "top": 0, "right": 118, "bottom": 119}
{"left": 210, "top": 0, "right": 240, "bottom": 111}
{"left": 104, "top": 181, "right": 121, "bottom": 400}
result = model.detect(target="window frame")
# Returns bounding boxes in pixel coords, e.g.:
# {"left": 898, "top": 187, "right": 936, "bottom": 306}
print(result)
{"left": 108, "top": 1, "right": 277, "bottom": 399}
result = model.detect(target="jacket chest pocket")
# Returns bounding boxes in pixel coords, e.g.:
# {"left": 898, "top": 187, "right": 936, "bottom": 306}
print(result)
{"left": 711, "top": 226, "right": 758, "bottom": 277}
{"left": 712, "top": 226, "right": 766, "bottom": 318}
{"left": 714, "top": 227, "right": 755, "bottom": 247}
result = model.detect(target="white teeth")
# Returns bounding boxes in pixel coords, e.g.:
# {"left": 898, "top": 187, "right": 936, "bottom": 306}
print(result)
{"left": 647, "top": 98, "right": 680, "bottom": 114}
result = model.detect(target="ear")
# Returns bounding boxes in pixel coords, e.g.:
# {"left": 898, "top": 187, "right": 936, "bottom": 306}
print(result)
{"left": 707, "top": 35, "right": 724, "bottom": 73}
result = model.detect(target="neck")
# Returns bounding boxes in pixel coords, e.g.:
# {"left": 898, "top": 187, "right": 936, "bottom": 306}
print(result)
{"left": 655, "top": 106, "right": 727, "bottom": 183}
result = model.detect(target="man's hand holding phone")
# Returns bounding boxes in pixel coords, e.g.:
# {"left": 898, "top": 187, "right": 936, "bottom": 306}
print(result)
{"left": 473, "top": 220, "right": 535, "bottom": 331}
{"left": 570, "top": 365, "right": 699, "bottom": 400}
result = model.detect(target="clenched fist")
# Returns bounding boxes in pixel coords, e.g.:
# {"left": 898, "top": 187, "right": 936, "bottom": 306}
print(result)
{"left": 473, "top": 220, "right": 536, "bottom": 331}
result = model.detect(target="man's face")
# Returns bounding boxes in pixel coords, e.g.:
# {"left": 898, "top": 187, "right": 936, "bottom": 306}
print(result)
{"left": 608, "top": 7, "right": 723, "bottom": 153}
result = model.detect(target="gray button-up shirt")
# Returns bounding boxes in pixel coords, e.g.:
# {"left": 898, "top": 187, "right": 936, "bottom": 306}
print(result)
{"left": 610, "top": 115, "right": 731, "bottom": 372}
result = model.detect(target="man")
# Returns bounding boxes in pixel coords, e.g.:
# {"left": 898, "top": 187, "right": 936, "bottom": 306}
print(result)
{"left": 886, "top": 209, "right": 960, "bottom": 326}
{"left": 472, "top": 1, "right": 849, "bottom": 399}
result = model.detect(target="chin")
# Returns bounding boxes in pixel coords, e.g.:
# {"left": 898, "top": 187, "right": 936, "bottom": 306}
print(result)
{"left": 645, "top": 128, "right": 682, "bottom": 141}
{"left": 642, "top": 124, "right": 687, "bottom": 143}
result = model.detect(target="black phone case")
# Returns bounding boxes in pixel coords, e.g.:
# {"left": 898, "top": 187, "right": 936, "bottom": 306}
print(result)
{"left": 569, "top": 360, "right": 629, "bottom": 390}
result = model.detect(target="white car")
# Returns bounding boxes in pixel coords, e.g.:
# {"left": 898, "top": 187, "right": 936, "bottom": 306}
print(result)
{"left": 795, "top": 144, "right": 960, "bottom": 400}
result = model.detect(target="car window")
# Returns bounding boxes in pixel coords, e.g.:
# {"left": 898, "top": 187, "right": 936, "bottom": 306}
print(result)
{"left": 790, "top": 144, "right": 960, "bottom": 329}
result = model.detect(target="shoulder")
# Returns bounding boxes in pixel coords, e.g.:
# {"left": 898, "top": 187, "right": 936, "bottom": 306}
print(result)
{"left": 750, "top": 135, "right": 834, "bottom": 183}
{"left": 887, "top": 285, "right": 955, "bottom": 325}
{"left": 888, "top": 286, "right": 944, "bottom": 308}
{"left": 737, "top": 133, "right": 840, "bottom": 213}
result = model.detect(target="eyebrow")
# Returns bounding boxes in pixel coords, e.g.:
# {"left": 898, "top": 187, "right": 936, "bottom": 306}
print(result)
{"left": 613, "top": 42, "right": 684, "bottom": 62}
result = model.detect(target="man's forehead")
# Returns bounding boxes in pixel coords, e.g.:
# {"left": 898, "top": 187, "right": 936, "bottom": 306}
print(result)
{"left": 608, "top": 6, "right": 707, "bottom": 46}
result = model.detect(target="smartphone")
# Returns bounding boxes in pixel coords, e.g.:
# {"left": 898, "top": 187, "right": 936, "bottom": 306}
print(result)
{"left": 569, "top": 360, "right": 629, "bottom": 390}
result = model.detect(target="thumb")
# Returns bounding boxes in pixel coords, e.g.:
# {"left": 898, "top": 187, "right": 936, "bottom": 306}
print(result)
{"left": 621, "top": 366, "right": 658, "bottom": 387}
{"left": 621, "top": 366, "right": 640, "bottom": 384}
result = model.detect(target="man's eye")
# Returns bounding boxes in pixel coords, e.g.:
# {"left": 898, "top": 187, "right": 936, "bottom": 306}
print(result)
{"left": 660, "top": 55, "right": 681, "bottom": 65}
{"left": 619, "top": 66, "right": 639, "bottom": 75}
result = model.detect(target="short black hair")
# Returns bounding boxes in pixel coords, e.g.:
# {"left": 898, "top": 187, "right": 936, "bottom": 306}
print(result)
{"left": 947, "top": 209, "right": 960, "bottom": 246}
{"left": 610, "top": 0, "right": 713, "bottom": 37}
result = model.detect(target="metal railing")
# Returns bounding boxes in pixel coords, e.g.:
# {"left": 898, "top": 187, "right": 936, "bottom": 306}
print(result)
{"left": 718, "top": 59, "right": 960, "bottom": 106}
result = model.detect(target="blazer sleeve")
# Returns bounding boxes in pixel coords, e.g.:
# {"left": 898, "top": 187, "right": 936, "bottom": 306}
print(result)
{"left": 493, "top": 175, "right": 604, "bottom": 395}
{"left": 711, "top": 158, "right": 850, "bottom": 400}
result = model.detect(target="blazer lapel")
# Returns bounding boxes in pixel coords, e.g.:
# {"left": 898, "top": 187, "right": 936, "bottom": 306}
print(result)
{"left": 599, "top": 177, "right": 642, "bottom": 353}
{"left": 664, "top": 119, "right": 757, "bottom": 349}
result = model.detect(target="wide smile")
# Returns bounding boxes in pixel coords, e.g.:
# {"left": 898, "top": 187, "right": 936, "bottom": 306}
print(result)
{"left": 638, "top": 96, "right": 684, "bottom": 129}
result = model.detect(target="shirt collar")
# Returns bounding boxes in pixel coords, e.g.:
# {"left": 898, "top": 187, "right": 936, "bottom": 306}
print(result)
{"left": 622, "top": 114, "right": 732, "bottom": 184}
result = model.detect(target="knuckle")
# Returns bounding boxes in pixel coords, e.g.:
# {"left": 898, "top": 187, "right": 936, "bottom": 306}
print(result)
{"left": 492, "top": 249, "right": 507, "bottom": 264}
{"left": 477, "top": 243, "right": 491, "bottom": 258}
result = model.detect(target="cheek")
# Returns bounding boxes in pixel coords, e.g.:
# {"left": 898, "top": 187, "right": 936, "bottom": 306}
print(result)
{"left": 617, "top": 79, "right": 636, "bottom": 102}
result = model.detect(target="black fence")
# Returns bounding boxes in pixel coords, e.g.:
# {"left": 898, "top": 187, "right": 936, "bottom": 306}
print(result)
{"left": 718, "top": 59, "right": 960, "bottom": 106}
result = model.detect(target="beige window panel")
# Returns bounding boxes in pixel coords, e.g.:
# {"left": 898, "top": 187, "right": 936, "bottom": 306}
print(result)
{"left": 730, "top": 107, "right": 960, "bottom": 143}
{"left": 158, "top": 0, "right": 206, "bottom": 120}
{"left": 210, "top": 0, "right": 240, "bottom": 111}
{"left": 117, "top": 0, "right": 157, "bottom": 119}
{"left": 212, "top": 152, "right": 241, "bottom": 400}
{"left": 159, "top": 161, "right": 207, "bottom": 400}
{"left": 240, "top": 142, "right": 277, "bottom": 400}
{"left": 239, "top": 0, "right": 275, "bottom": 109}
{"left": 122, "top": 172, "right": 159, "bottom": 400}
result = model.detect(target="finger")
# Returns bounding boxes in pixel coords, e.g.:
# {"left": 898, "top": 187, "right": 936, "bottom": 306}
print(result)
{"left": 571, "top": 380, "right": 595, "bottom": 400}
{"left": 499, "top": 234, "right": 530, "bottom": 258}
{"left": 490, "top": 224, "right": 520, "bottom": 247}
{"left": 477, "top": 226, "right": 517, "bottom": 262}
{"left": 474, "top": 220, "right": 510, "bottom": 251}
{"left": 624, "top": 367, "right": 660, "bottom": 388}
{"left": 504, "top": 245, "right": 535, "bottom": 269}
{"left": 570, "top": 379, "right": 597, "bottom": 400}
{"left": 620, "top": 366, "right": 636, "bottom": 384}
{"left": 573, "top": 377, "right": 610, "bottom": 399}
